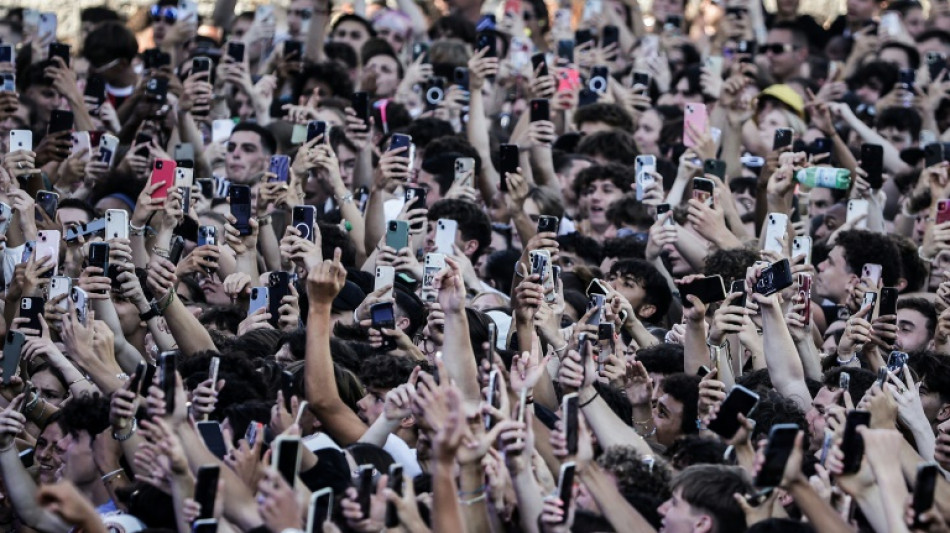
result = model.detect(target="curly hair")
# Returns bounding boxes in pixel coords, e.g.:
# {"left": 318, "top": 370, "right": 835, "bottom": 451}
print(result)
{"left": 610, "top": 259, "right": 673, "bottom": 322}
{"left": 597, "top": 445, "right": 673, "bottom": 528}
{"left": 359, "top": 354, "right": 419, "bottom": 390}
{"left": 834, "top": 230, "right": 902, "bottom": 287}
{"left": 427, "top": 199, "right": 493, "bottom": 262}
{"left": 557, "top": 232, "right": 603, "bottom": 267}
{"left": 574, "top": 163, "right": 636, "bottom": 199}
{"left": 59, "top": 393, "right": 110, "bottom": 442}
{"left": 660, "top": 373, "right": 701, "bottom": 436}
{"left": 573, "top": 103, "right": 634, "bottom": 132}
{"left": 704, "top": 247, "right": 760, "bottom": 286}
{"left": 635, "top": 344, "right": 685, "bottom": 376}
{"left": 748, "top": 390, "right": 807, "bottom": 441}
{"left": 575, "top": 130, "right": 639, "bottom": 166}
{"left": 665, "top": 434, "right": 729, "bottom": 469}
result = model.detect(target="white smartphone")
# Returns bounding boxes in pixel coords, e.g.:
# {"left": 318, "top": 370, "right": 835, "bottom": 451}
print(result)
{"left": 862, "top": 263, "right": 882, "bottom": 285}
{"left": 9, "top": 130, "right": 32, "bottom": 153}
{"left": 375, "top": 266, "right": 395, "bottom": 300}
{"left": 880, "top": 11, "right": 902, "bottom": 38}
{"left": 105, "top": 209, "right": 129, "bottom": 240}
{"left": 763, "top": 213, "right": 788, "bottom": 255}
{"left": 178, "top": 0, "right": 198, "bottom": 22}
{"left": 98, "top": 134, "right": 119, "bottom": 168}
{"left": 846, "top": 199, "right": 869, "bottom": 230}
{"left": 71, "top": 287, "right": 89, "bottom": 324}
{"left": 792, "top": 236, "right": 812, "bottom": 265}
{"left": 435, "top": 219, "right": 458, "bottom": 255}
{"left": 209, "top": 356, "right": 220, "bottom": 384}
{"left": 35, "top": 230, "right": 61, "bottom": 276}
{"left": 248, "top": 286, "right": 269, "bottom": 317}
{"left": 49, "top": 276, "right": 72, "bottom": 311}
{"left": 174, "top": 166, "right": 194, "bottom": 188}
{"left": 307, "top": 487, "right": 333, "bottom": 530}
{"left": 635, "top": 155, "right": 657, "bottom": 201}
{"left": 422, "top": 253, "right": 445, "bottom": 303}
{"left": 0, "top": 202, "right": 10, "bottom": 236}
{"left": 705, "top": 55, "right": 724, "bottom": 79}
{"left": 454, "top": 157, "right": 475, "bottom": 188}
{"left": 212, "top": 119, "right": 235, "bottom": 144}
{"left": 71, "top": 131, "right": 90, "bottom": 158}
{"left": 37, "top": 12, "right": 57, "bottom": 43}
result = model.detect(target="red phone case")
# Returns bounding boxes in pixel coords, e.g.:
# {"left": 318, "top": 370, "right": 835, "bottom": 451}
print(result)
{"left": 151, "top": 159, "right": 177, "bottom": 200}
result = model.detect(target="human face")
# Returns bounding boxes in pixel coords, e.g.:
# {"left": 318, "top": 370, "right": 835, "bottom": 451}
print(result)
{"left": 634, "top": 109, "right": 663, "bottom": 156}
{"left": 332, "top": 21, "right": 371, "bottom": 57}
{"left": 58, "top": 432, "right": 97, "bottom": 484}
{"left": 757, "top": 108, "right": 790, "bottom": 152}
{"left": 608, "top": 272, "right": 648, "bottom": 312}
{"left": 764, "top": 29, "right": 802, "bottom": 81}
{"left": 585, "top": 179, "right": 624, "bottom": 227}
{"left": 878, "top": 47, "right": 911, "bottom": 70}
{"left": 557, "top": 159, "right": 591, "bottom": 211}
{"left": 847, "top": 0, "right": 876, "bottom": 21}
{"left": 814, "top": 203, "right": 845, "bottom": 241}
{"left": 229, "top": 17, "right": 253, "bottom": 42}
{"left": 57, "top": 207, "right": 91, "bottom": 234}
{"left": 878, "top": 126, "right": 912, "bottom": 152}
{"left": 357, "top": 387, "right": 387, "bottom": 425}
{"left": 337, "top": 143, "right": 357, "bottom": 189}
{"left": 226, "top": 130, "right": 267, "bottom": 184}
{"left": 658, "top": 488, "right": 706, "bottom": 533}
{"left": 816, "top": 245, "right": 856, "bottom": 304}
{"left": 34, "top": 423, "right": 66, "bottom": 484}
{"left": 806, "top": 386, "right": 837, "bottom": 451}
{"left": 897, "top": 308, "right": 933, "bottom": 352}
{"left": 374, "top": 13, "right": 411, "bottom": 53}
{"left": 33, "top": 369, "right": 68, "bottom": 407}
{"left": 415, "top": 170, "right": 443, "bottom": 204}
{"left": 659, "top": 77, "right": 694, "bottom": 109}
{"left": 855, "top": 78, "right": 884, "bottom": 105}
{"left": 24, "top": 85, "right": 63, "bottom": 124}
{"left": 809, "top": 188, "right": 834, "bottom": 218}
{"left": 652, "top": 390, "right": 684, "bottom": 446}
{"left": 365, "top": 55, "right": 400, "bottom": 97}
{"left": 286, "top": 0, "right": 312, "bottom": 38}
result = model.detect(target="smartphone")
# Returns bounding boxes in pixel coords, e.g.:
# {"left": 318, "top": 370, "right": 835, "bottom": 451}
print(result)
{"left": 846, "top": 199, "right": 869, "bottom": 230}
{"left": 88, "top": 242, "right": 110, "bottom": 290}
{"left": 307, "top": 488, "right": 333, "bottom": 531}
{"left": 35, "top": 230, "right": 60, "bottom": 278}
{"left": 531, "top": 52, "right": 549, "bottom": 78}
{"left": 195, "top": 422, "right": 228, "bottom": 460}
{"left": 351, "top": 91, "right": 370, "bottom": 123}
{"left": 385, "top": 463, "right": 404, "bottom": 528}
{"left": 435, "top": 219, "right": 458, "bottom": 255}
{"left": 268, "top": 155, "right": 291, "bottom": 182}
{"left": 291, "top": 205, "right": 316, "bottom": 242}
{"left": 404, "top": 186, "right": 428, "bottom": 214}
{"left": 388, "top": 133, "right": 412, "bottom": 154}
{"left": 371, "top": 302, "right": 396, "bottom": 351}
{"left": 707, "top": 385, "right": 760, "bottom": 439}
{"left": 159, "top": 351, "right": 177, "bottom": 414}
{"left": 71, "top": 287, "right": 89, "bottom": 325}
{"left": 192, "top": 56, "right": 213, "bottom": 83}
{"left": 229, "top": 185, "right": 252, "bottom": 236}
{"left": 48, "top": 276, "right": 71, "bottom": 312}
{"left": 840, "top": 410, "right": 871, "bottom": 473}
{"left": 48, "top": 42, "right": 70, "bottom": 67}
{"left": 556, "top": 462, "right": 576, "bottom": 524}
{"left": 272, "top": 435, "right": 302, "bottom": 488}
{"left": 913, "top": 462, "right": 939, "bottom": 527}
{"left": 862, "top": 263, "right": 883, "bottom": 285}
{"left": 422, "top": 253, "right": 445, "bottom": 303}
{"left": 878, "top": 287, "right": 898, "bottom": 317}
{"left": 754, "top": 424, "right": 800, "bottom": 488}
{"left": 937, "top": 199, "right": 950, "bottom": 225}
{"left": 680, "top": 275, "right": 727, "bottom": 306}
{"left": 730, "top": 279, "right": 748, "bottom": 308}
{"left": 692, "top": 177, "right": 715, "bottom": 207}
{"left": 561, "top": 391, "right": 580, "bottom": 455}
{"left": 35, "top": 190, "right": 59, "bottom": 220}
{"left": 753, "top": 259, "right": 793, "bottom": 296}
{"left": 21, "top": 296, "right": 46, "bottom": 333}
{"left": 268, "top": 272, "right": 292, "bottom": 329}
{"left": 589, "top": 65, "right": 609, "bottom": 94}
{"left": 151, "top": 159, "right": 177, "bottom": 200}
{"left": 499, "top": 143, "right": 520, "bottom": 177}
{"left": 859, "top": 143, "right": 884, "bottom": 189}
{"left": 476, "top": 31, "right": 497, "bottom": 58}
{"left": 792, "top": 236, "right": 812, "bottom": 265}
{"left": 411, "top": 42, "right": 429, "bottom": 62}
{"left": 198, "top": 226, "right": 217, "bottom": 247}
{"left": 145, "top": 77, "right": 169, "bottom": 103}
{"left": 194, "top": 465, "right": 220, "bottom": 519}
{"left": 586, "top": 278, "right": 610, "bottom": 297}
{"left": 773, "top": 128, "right": 793, "bottom": 151}
{"left": 227, "top": 42, "right": 245, "bottom": 63}
{"left": 703, "top": 159, "right": 726, "bottom": 180}
{"left": 453, "top": 66, "right": 470, "bottom": 91}
{"left": 798, "top": 274, "right": 812, "bottom": 323}
{"left": 2, "top": 331, "right": 25, "bottom": 384}
{"left": 764, "top": 213, "right": 789, "bottom": 254}
{"left": 212, "top": 120, "right": 234, "bottom": 144}
{"left": 385, "top": 220, "right": 410, "bottom": 251}
{"left": 0, "top": 44, "right": 13, "bottom": 64}
{"left": 9, "top": 130, "right": 32, "bottom": 153}
{"left": 358, "top": 464, "right": 374, "bottom": 517}
{"left": 423, "top": 76, "right": 445, "bottom": 108}
{"left": 887, "top": 350, "right": 909, "bottom": 379}
{"left": 454, "top": 157, "right": 475, "bottom": 187}
{"left": 248, "top": 287, "right": 269, "bottom": 317}
{"left": 635, "top": 155, "right": 657, "bottom": 201}
{"left": 537, "top": 215, "right": 559, "bottom": 235}
{"left": 529, "top": 98, "right": 550, "bottom": 122}
{"left": 683, "top": 103, "right": 708, "bottom": 148}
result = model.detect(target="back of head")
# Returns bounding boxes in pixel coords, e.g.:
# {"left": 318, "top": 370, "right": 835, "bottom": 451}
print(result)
{"left": 672, "top": 464, "right": 753, "bottom": 533}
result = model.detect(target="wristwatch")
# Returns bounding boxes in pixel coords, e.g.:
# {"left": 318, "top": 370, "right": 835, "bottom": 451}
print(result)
{"left": 139, "top": 302, "right": 161, "bottom": 322}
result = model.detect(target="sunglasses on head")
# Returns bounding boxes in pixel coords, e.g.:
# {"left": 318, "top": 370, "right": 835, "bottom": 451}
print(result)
{"left": 150, "top": 5, "right": 178, "bottom": 24}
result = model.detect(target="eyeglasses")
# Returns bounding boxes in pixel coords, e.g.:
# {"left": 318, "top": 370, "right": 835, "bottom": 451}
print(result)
{"left": 761, "top": 43, "right": 796, "bottom": 55}
{"left": 288, "top": 8, "right": 313, "bottom": 20}
{"left": 150, "top": 5, "right": 178, "bottom": 24}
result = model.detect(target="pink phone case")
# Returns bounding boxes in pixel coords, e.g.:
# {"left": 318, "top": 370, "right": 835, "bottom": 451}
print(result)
{"left": 683, "top": 103, "right": 708, "bottom": 148}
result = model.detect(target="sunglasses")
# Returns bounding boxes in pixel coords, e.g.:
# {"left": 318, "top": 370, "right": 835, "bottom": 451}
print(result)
{"left": 288, "top": 8, "right": 313, "bottom": 20}
{"left": 150, "top": 5, "right": 178, "bottom": 24}
{"left": 760, "top": 43, "right": 796, "bottom": 55}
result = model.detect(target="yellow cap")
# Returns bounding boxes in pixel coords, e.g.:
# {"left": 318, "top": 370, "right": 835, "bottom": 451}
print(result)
{"left": 756, "top": 84, "right": 805, "bottom": 118}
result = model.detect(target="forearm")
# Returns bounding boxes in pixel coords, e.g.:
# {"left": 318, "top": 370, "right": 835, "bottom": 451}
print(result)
{"left": 458, "top": 464, "right": 493, "bottom": 533}
{"left": 683, "top": 319, "right": 709, "bottom": 376}
{"left": 363, "top": 190, "right": 387, "bottom": 254}
{"left": 354, "top": 147, "right": 373, "bottom": 191}
{"left": 337, "top": 200, "right": 366, "bottom": 264}
{"left": 358, "top": 415, "right": 400, "bottom": 447}
{"left": 443, "top": 312, "right": 481, "bottom": 402}
{"left": 256, "top": 221, "right": 281, "bottom": 273}
{"left": 579, "top": 463, "right": 656, "bottom": 533}
{"left": 91, "top": 298, "right": 143, "bottom": 373}
{"left": 75, "top": 348, "right": 126, "bottom": 395}
{"left": 467, "top": 90, "right": 501, "bottom": 202}
{"left": 581, "top": 391, "right": 653, "bottom": 456}
{"left": 509, "top": 462, "right": 543, "bottom": 533}
{"left": 0, "top": 448, "right": 69, "bottom": 532}
{"left": 530, "top": 146, "right": 558, "bottom": 189}
{"left": 162, "top": 295, "right": 217, "bottom": 355}
{"left": 234, "top": 251, "right": 260, "bottom": 281}
{"left": 170, "top": 472, "right": 196, "bottom": 533}
{"left": 673, "top": 230, "right": 709, "bottom": 271}
{"left": 795, "top": 337, "right": 823, "bottom": 382}
{"left": 511, "top": 209, "right": 537, "bottom": 247}
{"left": 432, "top": 462, "right": 465, "bottom": 533}
{"left": 760, "top": 302, "right": 810, "bottom": 411}
{"left": 787, "top": 479, "right": 852, "bottom": 533}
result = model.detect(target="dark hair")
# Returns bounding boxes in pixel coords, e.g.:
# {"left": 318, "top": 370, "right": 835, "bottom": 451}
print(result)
{"left": 704, "top": 247, "right": 760, "bottom": 286}
{"left": 575, "top": 130, "right": 639, "bottom": 166}
{"left": 359, "top": 354, "right": 418, "bottom": 390}
{"left": 198, "top": 305, "right": 244, "bottom": 334}
{"left": 835, "top": 230, "right": 902, "bottom": 286}
{"left": 360, "top": 38, "right": 404, "bottom": 79}
{"left": 770, "top": 21, "right": 809, "bottom": 50}
{"left": 485, "top": 248, "right": 522, "bottom": 294}
{"left": 294, "top": 61, "right": 354, "bottom": 101}
{"left": 324, "top": 41, "right": 359, "bottom": 69}
{"left": 557, "top": 232, "right": 603, "bottom": 267}
{"left": 671, "top": 465, "right": 753, "bottom": 533}
{"left": 907, "top": 350, "right": 950, "bottom": 404}
{"left": 747, "top": 518, "right": 817, "bottom": 533}
{"left": 346, "top": 442, "right": 394, "bottom": 476}
{"left": 427, "top": 199, "right": 492, "bottom": 262}
{"left": 660, "top": 373, "right": 701, "bottom": 436}
{"left": 231, "top": 122, "right": 277, "bottom": 155}
{"left": 917, "top": 29, "right": 950, "bottom": 46}
{"left": 847, "top": 61, "right": 899, "bottom": 96}
{"left": 317, "top": 222, "right": 357, "bottom": 267}
{"left": 602, "top": 234, "right": 648, "bottom": 261}
{"left": 822, "top": 367, "right": 876, "bottom": 402}
{"left": 573, "top": 103, "right": 634, "bottom": 131}
{"left": 83, "top": 21, "right": 138, "bottom": 67}
{"left": 666, "top": 435, "right": 729, "bottom": 469}
{"left": 81, "top": 7, "right": 121, "bottom": 23}
{"left": 878, "top": 41, "right": 920, "bottom": 70}
{"left": 59, "top": 393, "right": 111, "bottom": 442}
{"left": 404, "top": 118, "right": 456, "bottom": 151}
{"left": 575, "top": 163, "right": 636, "bottom": 197}
{"left": 890, "top": 235, "right": 927, "bottom": 293}
{"left": 610, "top": 259, "right": 672, "bottom": 322}
{"left": 427, "top": 15, "right": 477, "bottom": 44}
{"left": 605, "top": 195, "right": 654, "bottom": 231}
{"left": 748, "top": 390, "right": 807, "bottom": 441}
{"left": 331, "top": 13, "right": 376, "bottom": 37}
{"left": 57, "top": 198, "right": 98, "bottom": 221}
{"left": 876, "top": 105, "right": 922, "bottom": 140}
{"left": 897, "top": 297, "right": 937, "bottom": 340}
{"left": 636, "top": 344, "right": 685, "bottom": 375}
{"left": 597, "top": 445, "right": 672, "bottom": 528}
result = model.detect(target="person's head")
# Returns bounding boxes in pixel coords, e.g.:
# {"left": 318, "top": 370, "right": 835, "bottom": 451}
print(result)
{"left": 416, "top": 136, "right": 480, "bottom": 202}
{"left": 30, "top": 360, "right": 69, "bottom": 407}
{"left": 294, "top": 61, "right": 355, "bottom": 104}
{"left": 889, "top": 235, "right": 927, "bottom": 293}
{"left": 34, "top": 417, "right": 66, "bottom": 484}
{"left": 608, "top": 259, "right": 672, "bottom": 323}
{"left": 522, "top": 186, "right": 566, "bottom": 223}
{"left": 764, "top": 23, "right": 809, "bottom": 81}
{"left": 633, "top": 107, "right": 672, "bottom": 156}
{"left": 636, "top": 344, "right": 685, "bottom": 390}
{"left": 57, "top": 394, "right": 111, "bottom": 485}
{"left": 226, "top": 123, "right": 276, "bottom": 184}
{"left": 846, "top": 0, "right": 880, "bottom": 22}
{"left": 654, "top": 373, "right": 700, "bottom": 446}
{"left": 576, "top": 163, "right": 636, "bottom": 229}
{"left": 356, "top": 354, "right": 418, "bottom": 425}
{"left": 816, "top": 230, "right": 901, "bottom": 304}
{"left": 661, "top": 65, "right": 705, "bottom": 110}
{"left": 595, "top": 445, "right": 672, "bottom": 527}
{"left": 286, "top": 0, "right": 315, "bottom": 38}
{"left": 848, "top": 61, "right": 899, "bottom": 106}
{"left": 906, "top": 350, "right": 950, "bottom": 427}
{"left": 887, "top": 1, "right": 926, "bottom": 37}
{"left": 704, "top": 247, "right": 760, "bottom": 286}
{"left": 806, "top": 367, "right": 876, "bottom": 450}
{"left": 425, "top": 199, "right": 492, "bottom": 262}
{"left": 371, "top": 9, "right": 413, "bottom": 53}
{"left": 878, "top": 41, "right": 920, "bottom": 70}
{"left": 575, "top": 129, "right": 639, "bottom": 166}
{"left": 556, "top": 232, "right": 604, "bottom": 271}
{"left": 361, "top": 38, "right": 403, "bottom": 97}
{"left": 150, "top": 0, "right": 181, "bottom": 47}
{"left": 21, "top": 62, "right": 62, "bottom": 125}
{"left": 573, "top": 103, "right": 634, "bottom": 134}
{"left": 553, "top": 151, "right": 593, "bottom": 210}
{"left": 79, "top": 6, "right": 121, "bottom": 42}
{"left": 875, "top": 106, "right": 921, "bottom": 151}
{"left": 916, "top": 29, "right": 950, "bottom": 58}
{"left": 82, "top": 21, "right": 138, "bottom": 85}
{"left": 659, "top": 465, "right": 752, "bottom": 533}
{"left": 330, "top": 14, "right": 376, "bottom": 59}
{"left": 896, "top": 298, "right": 936, "bottom": 352}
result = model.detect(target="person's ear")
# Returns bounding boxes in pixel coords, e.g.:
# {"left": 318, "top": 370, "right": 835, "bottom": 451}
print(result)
{"left": 462, "top": 238, "right": 479, "bottom": 257}
{"left": 396, "top": 316, "right": 410, "bottom": 331}
{"left": 637, "top": 303, "right": 657, "bottom": 320}
{"left": 937, "top": 403, "right": 950, "bottom": 423}
{"left": 695, "top": 513, "right": 713, "bottom": 533}
{"left": 399, "top": 415, "right": 415, "bottom": 429}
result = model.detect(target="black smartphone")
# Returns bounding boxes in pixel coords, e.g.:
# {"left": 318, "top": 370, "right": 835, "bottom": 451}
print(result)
{"left": 707, "top": 385, "right": 760, "bottom": 439}
{"left": 48, "top": 110, "right": 74, "bottom": 134}
{"left": 476, "top": 31, "right": 497, "bottom": 58}
{"left": 575, "top": 29, "right": 594, "bottom": 47}
{"left": 411, "top": 42, "right": 429, "bottom": 62}
{"left": 283, "top": 40, "right": 303, "bottom": 60}
{"left": 229, "top": 185, "right": 252, "bottom": 236}
{"left": 879, "top": 287, "right": 898, "bottom": 317}
{"left": 773, "top": 128, "right": 793, "bottom": 151}
{"left": 129, "top": 361, "right": 147, "bottom": 396}
{"left": 291, "top": 205, "right": 317, "bottom": 242}
{"left": 754, "top": 424, "right": 800, "bottom": 488}
{"left": 860, "top": 143, "right": 884, "bottom": 190}
{"left": 703, "top": 159, "right": 726, "bottom": 179}
{"left": 563, "top": 393, "right": 579, "bottom": 455}
{"left": 753, "top": 259, "right": 794, "bottom": 296}
{"left": 371, "top": 302, "right": 397, "bottom": 352}
{"left": 530, "top": 98, "right": 550, "bottom": 122}
{"left": 48, "top": 42, "right": 70, "bottom": 66}
{"left": 841, "top": 410, "right": 871, "bottom": 473}
{"left": 84, "top": 75, "right": 106, "bottom": 107}
{"left": 141, "top": 363, "right": 157, "bottom": 395}
{"left": 280, "top": 370, "right": 294, "bottom": 412}
{"left": 601, "top": 25, "right": 619, "bottom": 51}
{"left": 632, "top": 71, "right": 651, "bottom": 88}
{"left": 453, "top": 67, "right": 470, "bottom": 91}
{"left": 925, "top": 143, "right": 945, "bottom": 168}
{"left": 159, "top": 351, "right": 178, "bottom": 414}
{"left": 589, "top": 65, "right": 609, "bottom": 94}
{"left": 195, "top": 465, "right": 220, "bottom": 519}
{"left": 19, "top": 297, "right": 44, "bottom": 332}
{"left": 730, "top": 279, "right": 747, "bottom": 308}
{"left": 351, "top": 91, "right": 370, "bottom": 123}
{"left": 557, "top": 39, "right": 575, "bottom": 63}
{"left": 306, "top": 120, "right": 329, "bottom": 143}
{"left": 887, "top": 350, "right": 909, "bottom": 378}
{"left": 35, "top": 190, "right": 58, "bottom": 220}
{"left": 537, "top": 215, "right": 559, "bottom": 234}
{"left": 556, "top": 462, "right": 576, "bottom": 524}
{"left": 680, "top": 275, "right": 727, "bottom": 306}
{"left": 145, "top": 76, "right": 169, "bottom": 103}
{"left": 499, "top": 143, "right": 520, "bottom": 175}
{"left": 385, "top": 463, "right": 404, "bottom": 528}
{"left": 738, "top": 40, "right": 757, "bottom": 62}
{"left": 423, "top": 76, "right": 445, "bottom": 108}
{"left": 275, "top": 436, "right": 301, "bottom": 486}
{"left": 358, "top": 464, "right": 374, "bottom": 517}
{"left": 227, "top": 42, "right": 245, "bottom": 63}
{"left": 88, "top": 242, "right": 110, "bottom": 291}
{"left": 928, "top": 52, "right": 948, "bottom": 82}
{"left": 388, "top": 133, "right": 412, "bottom": 153}
{"left": 899, "top": 68, "right": 915, "bottom": 90}
{"left": 531, "top": 52, "right": 549, "bottom": 78}
{"left": 268, "top": 272, "right": 293, "bottom": 329}
{"left": 913, "top": 462, "right": 939, "bottom": 527}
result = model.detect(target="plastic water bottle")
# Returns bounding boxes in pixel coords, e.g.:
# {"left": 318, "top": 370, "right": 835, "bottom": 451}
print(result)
{"left": 794, "top": 167, "right": 851, "bottom": 190}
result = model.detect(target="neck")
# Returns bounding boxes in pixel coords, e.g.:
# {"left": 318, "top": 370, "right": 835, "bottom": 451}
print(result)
{"left": 76, "top": 478, "right": 111, "bottom": 508}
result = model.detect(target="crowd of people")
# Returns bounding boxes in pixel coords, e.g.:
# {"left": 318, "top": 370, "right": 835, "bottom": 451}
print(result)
{"left": 0, "top": 0, "right": 950, "bottom": 531}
